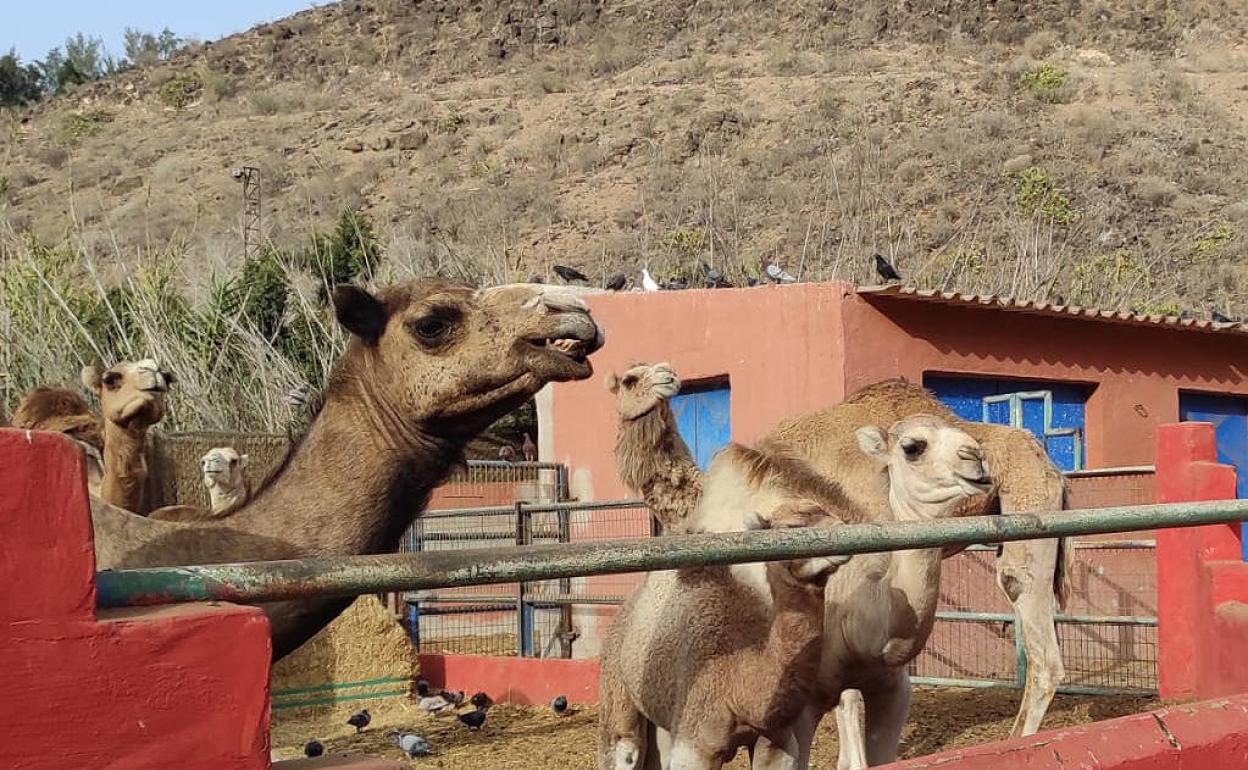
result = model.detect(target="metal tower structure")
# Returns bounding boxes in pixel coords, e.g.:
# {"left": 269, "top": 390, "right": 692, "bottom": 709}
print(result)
{"left": 231, "top": 166, "right": 261, "bottom": 259}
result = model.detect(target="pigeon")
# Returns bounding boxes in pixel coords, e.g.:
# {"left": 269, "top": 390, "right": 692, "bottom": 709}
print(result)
{"left": 553, "top": 265, "right": 589, "bottom": 283}
{"left": 443, "top": 690, "right": 466, "bottom": 706}
{"left": 528, "top": 273, "right": 544, "bottom": 284}
{"left": 551, "top": 695, "right": 569, "bottom": 715}
{"left": 701, "top": 263, "right": 732, "bottom": 288}
{"left": 1212, "top": 310, "right": 1234, "bottom": 323}
{"left": 347, "top": 709, "right": 371, "bottom": 733}
{"left": 665, "top": 277, "right": 688, "bottom": 290}
{"left": 470, "top": 691, "right": 493, "bottom": 709}
{"left": 873, "top": 253, "right": 901, "bottom": 283}
{"left": 522, "top": 434, "right": 537, "bottom": 462}
{"left": 641, "top": 268, "right": 661, "bottom": 292}
{"left": 304, "top": 740, "right": 324, "bottom": 758}
{"left": 458, "top": 708, "right": 488, "bottom": 730}
{"left": 498, "top": 445, "right": 516, "bottom": 462}
{"left": 416, "top": 678, "right": 431, "bottom": 697}
{"left": 392, "top": 732, "right": 431, "bottom": 759}
{"left": 762, "top": 258, "right": 798, "bottom": 284}
{"left": 746, "top": 277, "right": 760, "bottom": 287}
{"left": 419, "top": 695, "right": 455, "bottom": 714}
{"left": 604, "top": 273, "right": 627, "bottom": 291}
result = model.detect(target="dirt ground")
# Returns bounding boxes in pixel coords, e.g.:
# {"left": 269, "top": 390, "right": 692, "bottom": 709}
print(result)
{"left": 270, "top": 687, "right": 1160, "bottom": 767}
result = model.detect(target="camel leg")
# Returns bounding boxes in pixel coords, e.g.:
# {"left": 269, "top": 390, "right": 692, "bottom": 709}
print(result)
{"left": 999, "top": 538, "right": 1065, "bottom": 737}
{"left": 645, "top": 724, "right": 672, "bottom": 770}
{"left": 750, "top": 730, "right": 803, "bottom": 770}
{"left": 667, "top": 737, "right": 721, "bottom": 770}
{"left": 836, "top": 690, "right": 868, "bottom": 770}
{"left": 862, "top": 670, "right": 911, "bottom": 766}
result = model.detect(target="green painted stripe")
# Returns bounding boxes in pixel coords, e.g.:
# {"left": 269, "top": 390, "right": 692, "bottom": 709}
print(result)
{"left": 272, "top": 675, "right": 410, "bottom": 697}
{"left": 272, "top": 688, "right": 411, "bottom": 711}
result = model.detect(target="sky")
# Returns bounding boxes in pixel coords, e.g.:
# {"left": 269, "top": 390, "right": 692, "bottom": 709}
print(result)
{"left": 6, "top": 0, "right": 320, "bottom": 62}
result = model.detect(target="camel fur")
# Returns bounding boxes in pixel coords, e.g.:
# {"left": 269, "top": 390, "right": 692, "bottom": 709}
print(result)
{"left": 606, "top": 362, "right": 702, "bottom": 531}
{"left": 599, "top": 415, "right": 990, "bottom": 770}
{"left": 88, "top": 280, "right": 606, "bottom": 660}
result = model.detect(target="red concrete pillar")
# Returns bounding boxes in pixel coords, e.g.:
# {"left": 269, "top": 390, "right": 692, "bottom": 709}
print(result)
{"left": 1154, "top": 422, "right": 1238, "bottom": 699}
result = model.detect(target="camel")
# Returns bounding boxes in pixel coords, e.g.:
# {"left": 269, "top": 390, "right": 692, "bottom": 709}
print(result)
{"left": 88, "top": 280, "right": 605, "bottom": 660}
{"left": 599, "top": 415, "right": 990, "bottom": 770}
{"left": 200, "top": 447, "right": 253, "bottom": 515}
{"left": 606, "top": 363, "right": 702, "bottom": 530}
{"left": 607, "top": 367, "right": 1069, "bottom": 760}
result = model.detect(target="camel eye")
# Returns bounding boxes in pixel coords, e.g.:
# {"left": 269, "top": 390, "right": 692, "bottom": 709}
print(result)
{"left": 621, "top": 375, "right": 638, "bottom": 387}
{"left": 900, "top": 438, "right": 927, "bottom": 459}
{"left": 414, "top": 317, "right": 449, "bottom": 341}
{"left": 102, "top": 372, "right": 122, "bottom": 389}
{"left": 229, "top": 458, "right": 238, "bottom": 467}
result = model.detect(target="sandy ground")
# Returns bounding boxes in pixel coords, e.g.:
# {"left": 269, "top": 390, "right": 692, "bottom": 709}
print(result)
{"left": 270, "top": 687, "right": 1160, "bottom": 767}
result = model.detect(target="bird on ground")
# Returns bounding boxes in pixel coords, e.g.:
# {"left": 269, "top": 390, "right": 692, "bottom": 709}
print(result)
{"left": 873, "top": 253, "right": 901, "bottom": 283}
{"left": 443, "top": 690, "right": 466, "bottom": 706}
{"left": 641, "top": 268, "right": 661, "bottom": 292}
{"left": 553, "top": 265, "right": 589, "bottom": 284}
{"left": 347, "top": 709, "right": 371, "bottom": 733}
{"left": 746, "top": 277, "right": 760, "bottom": 287}
{"left": 528, "top": 274, "right": 544, "bottom": 284}
{"left": 470, "top": 692, "right": 493, "bottom": 709}
{"left": 522, "top": 434, "right": 537, "bottom": 462}
{"left": 304, "top": 740, "right": 324, "bottom": 758}
{"left": 419, "top": 695, "right": 455, "bottom": 714}
{"left": 551, "top": 695, "right": 569, "bottom": 715}
{"left": 666, "top": 276, "right": 689, "bottom": 290}
{"left": 701, "top": 263, "right": 732, "bottom": 288}
{"left": 498, "top": 445, "right": 516, "bottom": 462}
{"left": 416, "top": 679, "right": 431, "bottom": 697}
{"left": 458, "top": 708, "right": 488, "bottom": 730}
{"left": 762, "top": 257, "right": 798, "bottom": 284}
{"left": 391, "top": 732, "right": 432, "bottom": 758}
{"left": 604, "top": 273, "right": 627, "bottom": 291}
{"left": 1212, "top": 310, "right": 1234, "bottom": 323}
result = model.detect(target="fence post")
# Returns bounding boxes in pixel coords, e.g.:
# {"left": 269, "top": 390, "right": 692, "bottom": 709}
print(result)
{"left": 516, "top": 501, "right": 535, "bottom": 657}
{"left": 557, "top": 506, "right": 574, "bottom": 658}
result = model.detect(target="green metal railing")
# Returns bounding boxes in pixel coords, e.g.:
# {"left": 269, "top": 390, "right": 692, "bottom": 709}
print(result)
{"left": 95, "top": 499, "right": 1248, "bottom": 608}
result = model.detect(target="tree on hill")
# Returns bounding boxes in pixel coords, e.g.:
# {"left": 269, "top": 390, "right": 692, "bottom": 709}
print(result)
{"left": 122, "top": 27, "right": 184, "bottom": 67}
{"left": 0, "top": 50, "right": 44, "bottom": 107}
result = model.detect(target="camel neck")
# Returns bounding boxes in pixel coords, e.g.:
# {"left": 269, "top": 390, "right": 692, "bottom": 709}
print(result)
{"left": 220, "top": 396, "right": 459, "bottom": 556}
{"left": 100, "top": 419, "right": 148, "bottom": 512}
{"left": 616, "top": 403, "right": 701, "bottom": 527}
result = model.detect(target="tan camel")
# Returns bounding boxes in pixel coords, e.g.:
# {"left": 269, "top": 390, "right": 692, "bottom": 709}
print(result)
{"left": 88, "top": 280, "right": 605, "bottom": 660}
{"left": 148, "top": 447, "right": 254, "bottom": 522}
{"left": 599, "top": 416, "right": 990, "bottom": 770}
{"left": 608, "top": 366, "right": 1069, "bottom": 756}
{"left": 606, "top": 363, "right": 702, "bottom": 530}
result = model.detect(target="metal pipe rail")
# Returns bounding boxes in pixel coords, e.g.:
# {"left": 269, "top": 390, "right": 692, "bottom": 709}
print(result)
{"left": 95, "top": 499, "right": 1248, "bottom": 609}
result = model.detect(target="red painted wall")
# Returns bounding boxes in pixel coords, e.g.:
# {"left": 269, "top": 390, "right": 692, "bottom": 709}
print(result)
{"left": 1154, "top": 422, "right": 1248, "bottom": 700}
{"left": 0, "top": 429, "right": 273, "bottom": 770}
{"left": 417, "top": 653, "right": 600, "bottom": 705}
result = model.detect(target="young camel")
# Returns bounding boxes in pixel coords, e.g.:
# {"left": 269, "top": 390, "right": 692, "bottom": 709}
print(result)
{"left": 600, "top": 416, "right": 990, "bottom": 770}
{"left": 606, "top": 362, "right": 702, "bottom": 530}
{"left": 608, "top": 366, "right": 1069, "bottom": 760}
{"left": 148, "top": 447, "right": 253, "bottom": 522}
{"left": 88, "top": 280, "right": 605, "bottom": 660}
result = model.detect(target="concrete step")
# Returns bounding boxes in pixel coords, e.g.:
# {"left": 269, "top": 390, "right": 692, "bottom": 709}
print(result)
{"left": 273, "top": 755, "right": 405, "bottom": 769}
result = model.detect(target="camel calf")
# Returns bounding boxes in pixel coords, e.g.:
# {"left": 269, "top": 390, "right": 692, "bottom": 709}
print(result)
{"left": 201, "top": 447, "right": 252, "bottom": 515}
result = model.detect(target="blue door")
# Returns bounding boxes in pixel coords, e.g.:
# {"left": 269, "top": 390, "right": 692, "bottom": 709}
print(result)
{"left": 924, "top": 376, "right": 1087, "bottom": 472}
{"left": 671, "top": 384, "right": 731, "bottom": 471}
{"left": 1179, "top": 392, "right": 1248, "bottom": 560}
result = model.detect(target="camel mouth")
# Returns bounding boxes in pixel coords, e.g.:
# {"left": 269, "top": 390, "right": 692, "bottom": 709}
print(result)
{"left": 527, "top": 335, "right": 593, "bottom": 368}
{"left": 959, "top": 475, "right": 993, "bottom": 494}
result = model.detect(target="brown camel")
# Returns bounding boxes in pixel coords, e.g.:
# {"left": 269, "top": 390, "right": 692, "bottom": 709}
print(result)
{"left": 89, "top": 280, "right": 605, "bottom": 660}
{"left": 599, "top": 416, "right": 990, "bottom": 770}
{"left": 606, "top": 362, "right": 702, "bottom": 530}
{"left": 608, "top": 367, "right": 1069, "bottom": 757}
{"left": 11, "top": 385, "right": 108, "bottom": 500}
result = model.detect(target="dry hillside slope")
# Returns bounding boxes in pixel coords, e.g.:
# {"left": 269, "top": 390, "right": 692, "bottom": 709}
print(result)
{"left": 3, "top": 0, "right": 1248, "bottom": 312}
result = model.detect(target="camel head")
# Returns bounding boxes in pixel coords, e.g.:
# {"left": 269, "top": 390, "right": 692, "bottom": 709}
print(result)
{"left": 856, "top": 414, "right": 991, "bottom": 519}
{"left": 331, "top": 280, "right": 605, "bottom": 439}
{"left": 605, "top": 362, "right": 680, "bottom": 420}
{"left": 81, "top": 359, "right": 175, "bottom": 430}
{"left": 202, "top": 447, "right": 249, "bottom": 491}
{"left": 743, "top": 501, "right": 849, "bottom": 588}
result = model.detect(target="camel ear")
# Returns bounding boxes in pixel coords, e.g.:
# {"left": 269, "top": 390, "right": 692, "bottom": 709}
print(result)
{"left": 605, "top": 373, "right": 620, "bottom": 393}
{"left": 333, "top": 285, "right": 387, "bottom": 344}
{"left": 742, "top": 511, "right": 770, "bottom": 531}
{"left": 856, "top": 426, "right": 889, "bottom": 461}
{"left": 81, "top": 365, "right": 103, "bottom": 393}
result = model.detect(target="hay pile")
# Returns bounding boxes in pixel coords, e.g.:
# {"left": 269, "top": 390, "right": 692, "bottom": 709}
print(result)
{"left": 271, "top": 595, "right": 418, "bottom": 716}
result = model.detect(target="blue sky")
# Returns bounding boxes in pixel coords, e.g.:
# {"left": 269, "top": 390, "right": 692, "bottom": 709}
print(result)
{"left": 7, "top": 1, "right": 320, "bottom": 62}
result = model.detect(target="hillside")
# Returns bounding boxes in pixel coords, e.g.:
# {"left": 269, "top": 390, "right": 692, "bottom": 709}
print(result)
{"left": 5, "top": 1, "right": 1248, "bottom": 310}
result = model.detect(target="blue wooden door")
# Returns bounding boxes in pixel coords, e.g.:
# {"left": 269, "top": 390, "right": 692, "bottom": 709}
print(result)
{"left": 925, "top": 376, "right": 1087, "bottom": 472}
{"left": 1179, "top": 392, "right": 1248, "bottom": 560}
{"left": 671, "top": 384, "right": 732, "bottom": 471}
